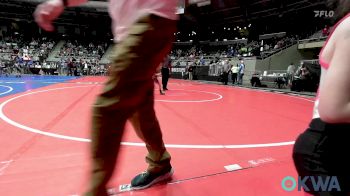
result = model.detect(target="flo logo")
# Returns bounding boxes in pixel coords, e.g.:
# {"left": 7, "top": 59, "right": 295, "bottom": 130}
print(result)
{"left": 281, "top": 176, "right": 341, "bottom": 192}
{"left": 314, "top": 10, "right": 334, "bottom": 18}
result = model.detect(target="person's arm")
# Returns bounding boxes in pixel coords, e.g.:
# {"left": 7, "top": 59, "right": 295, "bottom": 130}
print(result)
{"left": 34, "top": 0, "right": 88, "bottom": 31}
{"left": 318, "top": 24, "right": 350, "bottom": 123}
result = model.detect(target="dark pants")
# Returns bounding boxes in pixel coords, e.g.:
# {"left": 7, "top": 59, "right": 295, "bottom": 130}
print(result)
{"left": 221, "top": 71, "right": 228, "bottom": 85}
{"left": 67, "top": 67, "right": 74, "bottom": 76}
{"left": 231, "top": 73, "right": 237, "bottom": 84}
{"left": 161, "top": 67, "right": 169, "bottom": 90}
{"left": 85, "top": 15, "right": 177, "bottom": 196}
{"left": 293, "top": 118, "right": 350, "bottom": 195}
{"left": 238, "top": 73, "right": 244, "bottom": 85}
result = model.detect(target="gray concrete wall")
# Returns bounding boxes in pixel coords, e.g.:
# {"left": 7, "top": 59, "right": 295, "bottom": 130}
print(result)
{"left": 255, "top": 44, "right": 305, "bottom": 72}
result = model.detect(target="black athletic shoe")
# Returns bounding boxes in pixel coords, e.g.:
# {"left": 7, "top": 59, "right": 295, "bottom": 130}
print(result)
{"left": 131, "top": 167, "right": 174, "bottom": 190}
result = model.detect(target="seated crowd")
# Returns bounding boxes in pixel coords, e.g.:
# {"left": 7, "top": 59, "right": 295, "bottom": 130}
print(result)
{"left": 58, "top": 40, "right": 107, "bottom": 61}
{"left": 0, "top": 27, "right": 327, "bottom": 90}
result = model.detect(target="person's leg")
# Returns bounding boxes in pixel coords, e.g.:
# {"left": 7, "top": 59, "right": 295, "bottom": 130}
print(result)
{"left": 293, "top": 125, "right": 350, "bottom": 195}
{"left": 86, "top": 108, "right": 128, "bottom": 196}
{"left": 126, "top": 16, "right": 175, "bottom": 189}
{"left": 231, "top": 73, "right": 235, "bottom": 84}
{"left": 288, "top": 74, "right": 292, "bottom": 86}
{"left": 158, "top": 75, "right": 165, "bottom": 94}
{"left": 237, "top": 73, "right": 241, "bottom": 84}
{"left": 224, "top": 72, "right": 228, "bottom": 85}
{"left": 165, "top": 68, "right": 169, "bottom": 90}
{"left": 293, "top": 147, "right": 350, "bottom": 195}
{"left": 161, "top": 68, "right": 166, "bottom": 89}
{"left": 162, "top": 68, "right": 169, "bottom": 90}
{"left": 293, "top": 130, "right": 325, "bottom": 196}
{"left": 129, "top": 86, "right": 171, "bottom": 174}
{"left": 154, "top": 73, "right": 165, "bottom": 95}
{"left": 128, "top": 89, "right": 172, "bottom": 190}
{"left": 85, "top": 14, "right": 176, "bottom": 195}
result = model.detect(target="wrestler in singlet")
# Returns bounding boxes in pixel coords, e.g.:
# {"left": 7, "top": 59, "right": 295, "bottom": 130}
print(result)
{"left": 293, "top": 13, "right": 350, "bottom": 195}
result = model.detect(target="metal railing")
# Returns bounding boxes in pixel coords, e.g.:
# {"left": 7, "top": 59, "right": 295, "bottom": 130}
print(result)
{"left": 298, "top": 37, "right": 327, "bottom": 44}
{"left": 258, "top": 41, "right": 297, "bottom": 59}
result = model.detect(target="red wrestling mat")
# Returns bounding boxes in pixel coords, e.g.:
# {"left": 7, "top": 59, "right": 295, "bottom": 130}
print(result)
{"left": 0, "top": 77, "right": 314, "bottom": 195}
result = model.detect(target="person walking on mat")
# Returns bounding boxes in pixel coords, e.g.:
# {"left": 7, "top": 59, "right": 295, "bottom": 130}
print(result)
{"left": 34, "top": 0, "right": 179, "bottom": 195}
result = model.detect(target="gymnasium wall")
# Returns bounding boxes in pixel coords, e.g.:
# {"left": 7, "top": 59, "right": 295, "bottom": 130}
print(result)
{"left": 255, "top": 44, "right": 317, "bottom": 72}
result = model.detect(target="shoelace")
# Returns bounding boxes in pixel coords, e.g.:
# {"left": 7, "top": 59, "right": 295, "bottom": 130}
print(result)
{"left": 141, "top": 171, "right": 148, "bottom": 176}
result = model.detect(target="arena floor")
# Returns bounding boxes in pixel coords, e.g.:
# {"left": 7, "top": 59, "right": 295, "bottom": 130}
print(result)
{"left": 0, "top": 75, "right": 314, "bottom": 195}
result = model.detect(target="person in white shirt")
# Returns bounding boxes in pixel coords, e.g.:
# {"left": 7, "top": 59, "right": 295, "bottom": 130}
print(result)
{"left": 230, "top": 63, "right": 239, "bottom": 85}
{"left": 286, "top": 62, "right": 296, "bottom": 85}
{"left": 34, "top": 0, "right": 178, "bottom": 195}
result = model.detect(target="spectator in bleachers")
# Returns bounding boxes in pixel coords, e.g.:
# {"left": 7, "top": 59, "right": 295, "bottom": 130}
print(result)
{"left": 0, "top": 60, "right": 5, "bottom": 76}
{"left": 322, "top": 25, "right": 330, "bottom": 37}
{"left": 13, "top": 62, "right": 21, "bottom": 77}
{"left": 67, "top": 59, "right": 74, "bottom": 76}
